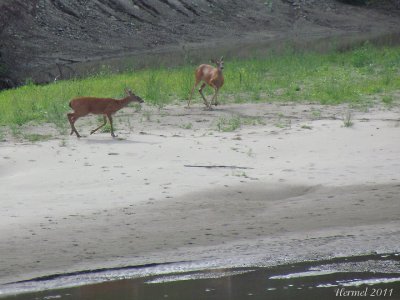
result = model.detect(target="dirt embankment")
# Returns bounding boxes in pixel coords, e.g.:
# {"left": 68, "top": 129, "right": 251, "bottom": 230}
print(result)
{"left": 0, "top": 0, "right": 400, "bottom": 88}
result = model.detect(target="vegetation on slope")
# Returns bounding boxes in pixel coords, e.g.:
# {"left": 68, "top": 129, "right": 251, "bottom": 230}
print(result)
{"left": 0, "top": 43, "right": 399, "bottom": 132}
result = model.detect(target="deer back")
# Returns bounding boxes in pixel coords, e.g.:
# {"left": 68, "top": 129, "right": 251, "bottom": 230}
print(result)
{"left": 196, "top": 64, "right": 216, "bottom": 81}
{"left": 69, "top": 97, "right": 121, "bottom": 115}
{"left": 196, "top": 64, "right": 224, "bottom": 88}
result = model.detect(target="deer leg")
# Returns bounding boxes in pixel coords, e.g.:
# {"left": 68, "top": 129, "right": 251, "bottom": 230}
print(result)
{"left": 198, "top": 83, "right": 211, "bottom": 109}
{"left": 90, "top": 116, "right": 107, "bottom": 135}
{"left": 67, "top": 113, "right": 74, "bottom": 135}
{"left": 107, "top": 114, "right": 116, "bottom": 137}
{"left": 211, "top": 87, "right": 220, "bottom": 106}
{"left": 187, "top": 79, "right": 200, "bottom": 108}
{"left": 67, "top": 113, "right": 81, "bottom": 138}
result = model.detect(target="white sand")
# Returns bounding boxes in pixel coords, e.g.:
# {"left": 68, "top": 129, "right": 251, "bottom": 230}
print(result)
{"left": 0, "top": 102, "right": 399, "bottom": 284}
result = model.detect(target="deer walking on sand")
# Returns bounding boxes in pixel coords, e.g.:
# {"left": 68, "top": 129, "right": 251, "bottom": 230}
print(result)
{"left": 67, "top": 88, "right": 144, "bottom": 138}
{"left": 188, "top": 56, "right": 224, "bottom": 109}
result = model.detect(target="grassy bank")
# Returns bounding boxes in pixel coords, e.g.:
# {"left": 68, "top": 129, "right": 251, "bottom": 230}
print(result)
{"left": 0, "top": 43, "right": 399, "bottom": 131}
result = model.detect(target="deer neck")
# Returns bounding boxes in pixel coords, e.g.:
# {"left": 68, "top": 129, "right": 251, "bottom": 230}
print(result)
{"left": 119, "top": 96, "right": 132, "bottom": 107}
{"left": 217, "top": 69, "right": 224, "bottom": 79}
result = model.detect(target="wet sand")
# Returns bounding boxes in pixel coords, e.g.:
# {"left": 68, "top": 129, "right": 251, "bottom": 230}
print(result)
{"left": 1, "top": 102, "right": 400, "bottom": 285}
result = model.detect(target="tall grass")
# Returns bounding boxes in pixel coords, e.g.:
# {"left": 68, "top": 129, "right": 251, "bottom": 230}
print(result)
{"left": 0, "top": 43, "right": 399, "bottom": 129}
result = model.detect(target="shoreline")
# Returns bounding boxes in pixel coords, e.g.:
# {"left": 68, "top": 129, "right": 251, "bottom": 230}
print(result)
{"left": 2, "top": 250, "right": 399, "bottom": 297}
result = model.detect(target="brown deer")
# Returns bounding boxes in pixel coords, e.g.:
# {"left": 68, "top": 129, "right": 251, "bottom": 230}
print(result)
{"left": 188, "top": 56, "right": 224, "bottom": 109}
{"left": 67, "top": 88, "right": 144, "bottom": 138}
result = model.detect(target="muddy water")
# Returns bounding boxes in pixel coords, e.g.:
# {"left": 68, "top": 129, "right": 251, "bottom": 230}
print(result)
{"left": 1, "top": 253, "right": 399, "bottom": 300}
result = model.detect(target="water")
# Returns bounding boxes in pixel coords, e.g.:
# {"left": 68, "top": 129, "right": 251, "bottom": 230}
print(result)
{"left": 1, "top": 253, "right": 399, "bottom": 300}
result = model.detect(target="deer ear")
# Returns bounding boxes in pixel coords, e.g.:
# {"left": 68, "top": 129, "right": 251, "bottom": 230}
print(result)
{"left": 210, "top": 59, "right": 216, "bottom": 64}
{"left": 220, "top": 56, "right": 224, "bottom": 61}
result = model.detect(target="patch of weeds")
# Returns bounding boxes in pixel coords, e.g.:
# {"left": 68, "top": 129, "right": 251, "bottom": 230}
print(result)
{"left": 343, "top": 111, "right": 354, "bottom": 127}
{"left": 247, "top": 148, "right": 255, "bottom": 158}
{"left": 23, "top": 133, "right": 52, "bottom": 142}
{"left": 10, "top": 124, "right": 21, "bottom": 137}
{"left": 216, "top": 115, "right": 241, "bottom": 132}
{"left": 234, "top": 94, "right": 245, "bottom": 104}
{"left": 24, "top": 78, "right": 35, "bottom": 86}
{"left": 13, "top": 105, "right": 32, "bottom": 126}
{"left": 251, "top": 90, "right": 261, "bottom": 102}
{"left": 97, "top": 64, "right": 113, "bottom": 76}
{"left": 47, "top": 102, "right": 68, "bottom": 134}
{"left": 124, "top": 116, "right": 133, "bottom": 131}
{"left": 301, "top": 125, "right": 312, "bottom": 130}
{"left": 144, "top": 72, "right": 168, "bottom": 110}
{"left": 274, "top": 113, "right": 291, "bottom": 129}
{"left": 232, "top": 170, "right": 248, "bottom": 178}
{"left": 0, "top": 128, "right": 4, "bottom": 141}
{"left": 132, "top": 103, "right": 142, "bottom": 112}
{"left": 101, "top": 123, "right": 115, "bottom": 133}
{"left": 180, "top": 122, "right": 193, "bottom": 130}
{"left": 274, "top": 121, "right": 286, "bottom": 129}
{"left": 277, "top": 112, "right": 285, "bottom": 118}
{"left": 159, "top": 111, "right": 169, "bottom": 117}
{"left": 382, "top": 95, "right": 393, "bottom": 107}
{"left": 141, "top": 110, "right": 152, "bottom": 122}
{"left": 311, "top": 109, "right": 322, "bottom": 119}
{"left": 59, "top": 139, "right": 67, "bottom": 147}
{"left": 241, "top": 116, "right": 266, "bottom": 126}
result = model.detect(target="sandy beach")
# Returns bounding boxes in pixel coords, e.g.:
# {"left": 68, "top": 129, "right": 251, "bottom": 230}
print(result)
{"left": 1, "top": 102, "right": 399, "bottom": 285}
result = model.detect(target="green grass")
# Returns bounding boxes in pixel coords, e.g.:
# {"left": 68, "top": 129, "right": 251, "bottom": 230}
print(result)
{"left": 180, "top": 122, "right": 193, "bottom": 130}
{"left": 216, "top": 115, "right": 242, "bottom": 132}
{"left": 0, "top": 43, "right": 399, "bottom": 133}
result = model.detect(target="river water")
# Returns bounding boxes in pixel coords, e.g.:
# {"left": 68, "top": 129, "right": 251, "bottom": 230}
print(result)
{"left": 1, "top": 253, "right": 399, "bottom": 300}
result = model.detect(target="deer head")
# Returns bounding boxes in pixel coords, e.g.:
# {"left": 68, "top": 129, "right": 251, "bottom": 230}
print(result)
{"left": 211, "top": 56, "right": 224, "bottom": 71}
{"left": 125, "top": 88, "right": 144, "bottom": 103}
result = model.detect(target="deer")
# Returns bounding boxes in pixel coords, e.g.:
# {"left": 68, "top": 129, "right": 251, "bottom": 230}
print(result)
{"left": 67, "top": 88, "right": 144, "bottom": 138}
{"left": 187, "top": 56, "right": 224, "bottom": 109}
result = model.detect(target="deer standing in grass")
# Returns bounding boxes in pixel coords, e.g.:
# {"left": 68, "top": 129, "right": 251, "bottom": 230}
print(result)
{"left": 67, "top": 88, "right": 144, "bottom": 138}
{"left": 188, "top": 56, "right": 224, "bottom": 109}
